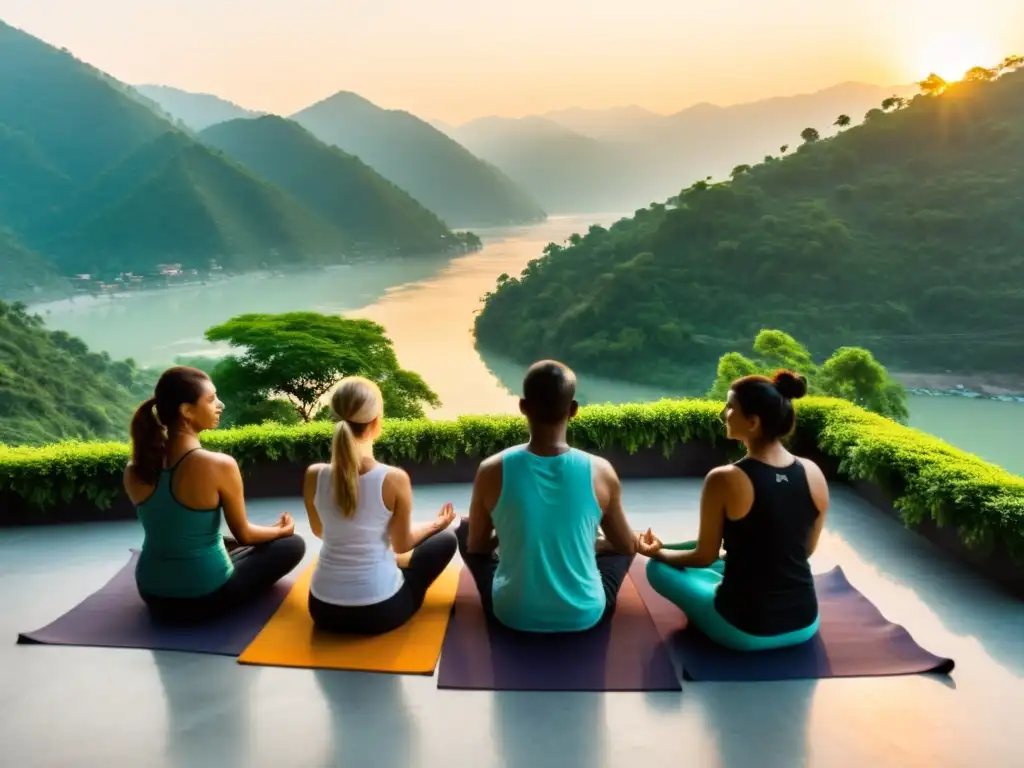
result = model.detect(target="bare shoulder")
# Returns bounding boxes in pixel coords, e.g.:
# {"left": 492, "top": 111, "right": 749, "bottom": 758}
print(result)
{"left": 796, "top": 456, "right": 827, "bottom": 484}
{"left": 383, "top": 465, "right": 412, "bottom": 491}
{"left": 589, "top": 454, "right": 620, "bottom": 485}
{"left": 707, "top": 463, "right": 743, "bottom": 486}
{"left": 305, "top": 462, "right": 330, "bottom": 479}
{"left": 796, "top": 455, "right": 830, "bottom": 510}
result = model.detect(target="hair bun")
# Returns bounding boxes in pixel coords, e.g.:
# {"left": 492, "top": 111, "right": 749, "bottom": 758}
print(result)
{"left": 772, "top": 370, "right": 807, "bottom": 400}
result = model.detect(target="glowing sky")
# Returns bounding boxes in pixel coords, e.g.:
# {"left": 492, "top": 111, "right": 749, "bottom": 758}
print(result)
{"left": 1, "top": 0, "right": 1021, "bottom": 123}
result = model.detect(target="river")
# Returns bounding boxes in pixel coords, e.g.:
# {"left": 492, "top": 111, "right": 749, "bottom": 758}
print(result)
{"left": 31, "top": 215, "right": 1024, "bottom": 476}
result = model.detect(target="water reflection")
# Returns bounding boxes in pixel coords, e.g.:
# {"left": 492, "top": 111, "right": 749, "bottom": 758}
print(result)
{"left": 152, "top": 651, "right": 255, "bottom": 768}
{"left": 491, "top": 690, "right": 608, "bottom": 768}
{"left": 696, "top": 680, "right": 817, "bottom": 768}
{"left": 313, "top": 669, "right": 418, "bottom": 768}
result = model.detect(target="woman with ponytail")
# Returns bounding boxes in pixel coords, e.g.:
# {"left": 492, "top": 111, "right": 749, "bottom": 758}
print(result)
{"left": 303, "top": 376, "right": 457, "bottom": 635}
{"left": 638, "top": 370, "right": 831, "bottom": 652}
{"left": 124, "top": 366, "right": 305, "bottom": 624}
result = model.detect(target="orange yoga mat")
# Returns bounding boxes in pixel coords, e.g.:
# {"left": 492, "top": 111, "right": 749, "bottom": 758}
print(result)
{"left": 237, "top": 560, "right": 462, "bottom": 674}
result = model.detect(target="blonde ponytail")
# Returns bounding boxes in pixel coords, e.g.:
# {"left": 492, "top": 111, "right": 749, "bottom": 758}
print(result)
{"left": 328, "top": 376, "right": 384, "bottom": 519}
{"left": 331, "top": 421, "right": 362, "bottom": 518}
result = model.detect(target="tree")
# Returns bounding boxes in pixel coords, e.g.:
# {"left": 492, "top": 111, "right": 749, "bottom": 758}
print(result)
{"left": 706, "top": 330, "right": 908, "bottom": 422}
{"left": 779, "top": 144, "right": 789, "bottom": 155}
{"left": 997, "top": 54, "right": 1023, "bottom": 73}
{"left": 917, "top": 73, "right": 947, "bottom": 95}
{"left": 962, "top": 66, "right": 996, "bottom": 83}
{"left": 881, "top": 96, "right": 907, "bottom": 111}
{"left": 834, "top": 114, "right": 851, "bottom": 129}
{"left": 800, "top": 127, "right": 819, "bottom": 144}
{"left": 730, "top": 164, "right": 752, "bottom": 178}
{"left": 205, "top": 312, "right": 440, "bottom": 424}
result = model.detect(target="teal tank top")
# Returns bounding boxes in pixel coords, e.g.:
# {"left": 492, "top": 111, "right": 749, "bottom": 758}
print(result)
{"left": 490, "top": 445, "right": 606, "bottom": 632}
{"left": 134, "top": 451, "right": 233, "bottom": 598}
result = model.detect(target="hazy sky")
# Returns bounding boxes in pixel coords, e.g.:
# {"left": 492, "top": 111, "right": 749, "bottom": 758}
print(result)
{"left": 1, "top": 0, "right": 1022, "bottom": 123}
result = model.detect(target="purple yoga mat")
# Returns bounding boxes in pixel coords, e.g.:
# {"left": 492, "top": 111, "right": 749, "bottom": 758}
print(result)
{"left": 629, "top": 558, "right": 955, "bottom": 682}
{"left": 436, "top": 568, "right": 681, "bottom": 691}
{"left": 17, "top": 550, "right": 293, "bottom": 656}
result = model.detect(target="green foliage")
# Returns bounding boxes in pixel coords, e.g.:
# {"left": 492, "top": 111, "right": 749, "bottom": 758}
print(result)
{"left": 205, "top": 312, "right": 441, "bottom": 423}
{"left": 0, "top": 300, "right": 152, "bottom": 445}
{"left": 2, "top": 398, "right": 1022, "bottom": 562}
{"left": 474, "top": 65, "right": 1024, "bottom": 384}
{"left": 707, "top": 329, "right": 908, "bottom": 421}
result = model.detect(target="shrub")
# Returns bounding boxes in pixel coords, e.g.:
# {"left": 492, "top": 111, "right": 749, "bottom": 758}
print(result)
{"left": 1, "top": 397, "right": 1021, "bottom": 561}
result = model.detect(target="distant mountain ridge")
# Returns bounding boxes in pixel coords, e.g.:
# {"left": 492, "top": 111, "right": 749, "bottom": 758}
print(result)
{"left": 200, "top": 116, "right": 476, "bottom": 254}
{"left": 451, "top": 81, "right": 920, "bottom": 212}
{"left": 0, "top": 20, "right": 480, "bottom": 300}
{"left": 134, "top": 84, "right": 263, "bottom": 131}
{"left": 290, "top": 91, "right": 547, "bottom": 227}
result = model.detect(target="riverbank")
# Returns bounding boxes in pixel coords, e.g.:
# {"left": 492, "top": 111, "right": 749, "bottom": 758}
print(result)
{"left": 894, "top": 372, "right": 1024, "bottom": 400}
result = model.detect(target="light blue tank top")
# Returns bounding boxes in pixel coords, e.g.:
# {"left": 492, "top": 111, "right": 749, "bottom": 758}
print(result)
{"left": 490, "top": 445, "right": 606, "bottom": 632}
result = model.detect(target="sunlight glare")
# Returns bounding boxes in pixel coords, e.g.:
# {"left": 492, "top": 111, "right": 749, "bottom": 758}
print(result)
{"left": 916, "top": 32, "right": 999, "bottom": 82}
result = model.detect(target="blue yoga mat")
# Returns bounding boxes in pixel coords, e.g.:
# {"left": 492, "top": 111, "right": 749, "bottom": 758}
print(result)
{"left": 630, "top": 558, "right": 955, "bottom": 682}
{"left": 17, "top": 550, "right": 293, "bottom": 656}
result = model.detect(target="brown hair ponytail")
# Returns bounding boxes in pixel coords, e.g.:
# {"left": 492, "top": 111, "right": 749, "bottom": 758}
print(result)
{"left": 128, "top": 366, "right": 211, "bottom": 485}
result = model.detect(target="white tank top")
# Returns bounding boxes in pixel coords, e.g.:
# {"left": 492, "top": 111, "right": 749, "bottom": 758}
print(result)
{"left": 308, "top": 463, "right": 405, "bottom": 606}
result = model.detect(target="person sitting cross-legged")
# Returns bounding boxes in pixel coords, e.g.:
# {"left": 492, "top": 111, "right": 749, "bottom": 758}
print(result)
{"left": 638, "top": 370, "right": 830, "bottom": 652}
{"left": 456, "top": 359, "right": 638, "bottom": 633}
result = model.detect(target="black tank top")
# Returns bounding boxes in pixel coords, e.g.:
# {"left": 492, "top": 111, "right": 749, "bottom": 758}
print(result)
{"left": 713, "top": 457, "right": 820, "bottom": 636}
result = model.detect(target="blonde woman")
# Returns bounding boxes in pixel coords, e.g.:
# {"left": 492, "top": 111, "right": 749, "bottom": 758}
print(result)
{"left": 302, "top": 376, "right": 457, "bottom": 635}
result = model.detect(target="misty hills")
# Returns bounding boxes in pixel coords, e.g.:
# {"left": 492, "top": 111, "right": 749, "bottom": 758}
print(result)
{"left": 0, "top": 20, "right": 498, "bottom": 300}
{"left": 290, "top": 92, "right": 547, "bottom": 227}
{"left": 138, "top": 84, "right": 549, "bottom": 228}
{"left": 450, "top": 81, "right": 920, "bottom": 212}
{"left": 200, "top": 116, "right": 470, "bottom": 254}
{"left": 134, "top": 84, "right": 263, "bottom": 131}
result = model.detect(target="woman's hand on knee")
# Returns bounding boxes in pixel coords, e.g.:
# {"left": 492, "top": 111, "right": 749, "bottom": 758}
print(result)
{"left": 637, "top": 528, "right": 664, "bottom": 557}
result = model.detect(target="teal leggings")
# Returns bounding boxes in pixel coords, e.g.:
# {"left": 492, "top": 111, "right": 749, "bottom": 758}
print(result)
{"left": 645, "top": 541, "right": 819, "bottom": 652}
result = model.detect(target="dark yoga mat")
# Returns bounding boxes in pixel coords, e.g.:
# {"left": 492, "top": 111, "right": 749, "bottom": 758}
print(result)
{"left": 17, "top": 550, "right": 293, "bottom": 656}
{"left": 630, "top": 558, "right": 955, "bottom": 682}
{"left": 436, "top": 567, "right": 681, "bottom": 691}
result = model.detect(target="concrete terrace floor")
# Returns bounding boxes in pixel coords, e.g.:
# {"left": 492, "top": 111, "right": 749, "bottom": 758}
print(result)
{"left": 1, "top": 479, "right": 1022, "bottom": 768}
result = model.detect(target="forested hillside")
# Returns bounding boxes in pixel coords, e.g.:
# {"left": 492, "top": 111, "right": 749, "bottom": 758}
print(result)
{"left": 475, "top": 63, "right": 1024, "bottom": 385}
{"left": 291, "top": 91, "right": 547, "bottom": 227}
{"left": 0, "top": 301, "right": 154, "bottom": 445}
{"left": 0, "top": 21, "right": 474, "bottom": 300}
{"left": 200, "top": 116, "right": 478, "bottom": 254}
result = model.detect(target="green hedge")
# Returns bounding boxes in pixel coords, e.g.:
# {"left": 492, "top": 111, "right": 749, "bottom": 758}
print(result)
{"left": 1, "top": 397, "right": 1022, "bottom": 562}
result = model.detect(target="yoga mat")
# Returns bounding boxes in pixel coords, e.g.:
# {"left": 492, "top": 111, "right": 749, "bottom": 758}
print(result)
{"left": 17, "top": 550, "right": 293, "bottom": 656}
{"left": 436, "top": 568, "right": 681, "bottom": 691}
{"left": 238, "top": 560, "right": 462, "bottom": 674}
{"left": 629, "top": 558, "right": 955, "bottom": 682}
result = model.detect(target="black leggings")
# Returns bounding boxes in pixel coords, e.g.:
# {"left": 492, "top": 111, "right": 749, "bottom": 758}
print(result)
{"left": 454, "top": 518, "right": 634, "bottom": 629}
{"left": 139, "top": 535, "right": 307, "bottom": 624}
{"left": 308, "top": 528, "right": 458, "bottom": 635}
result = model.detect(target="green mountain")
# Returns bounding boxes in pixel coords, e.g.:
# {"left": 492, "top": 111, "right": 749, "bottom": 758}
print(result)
{"left": 40, "top": 137, "right": 351, "bottom": 275}
{"left": 474, "top": 65, "right": 1024, "bottom": 385}
{"left": 0, "top": 230, "right": 65, "bottom": 298}
{"left": 0, "top": 300, "right": 154, "bottom": 446}
{"left": 291, "top": 91, "right": 546, "bottom": 227}
{"left": 200, "top": 116, "right": 472, "bottom": 254}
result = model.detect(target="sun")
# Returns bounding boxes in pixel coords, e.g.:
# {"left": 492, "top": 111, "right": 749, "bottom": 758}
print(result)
{"left": 916, "top": 33, "right": 999, "bottom": 82}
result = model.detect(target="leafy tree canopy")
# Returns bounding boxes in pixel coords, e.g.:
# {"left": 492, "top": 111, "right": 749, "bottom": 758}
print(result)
{"left": 707, "top": 329, "right": 909, "bottom": 422}
{"left": 205, "top": 312, "right": 440, "bottom": 424}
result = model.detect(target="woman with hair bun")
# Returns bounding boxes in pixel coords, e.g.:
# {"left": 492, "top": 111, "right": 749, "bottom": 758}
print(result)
{"left": 638, "top": 370, "right": 830, "bottom": 651}
{"left": 123, "top": 366, "right": 306, "bottom": 624}
{"left": 302, "top": 376, "right": 457, "bottom": 635}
